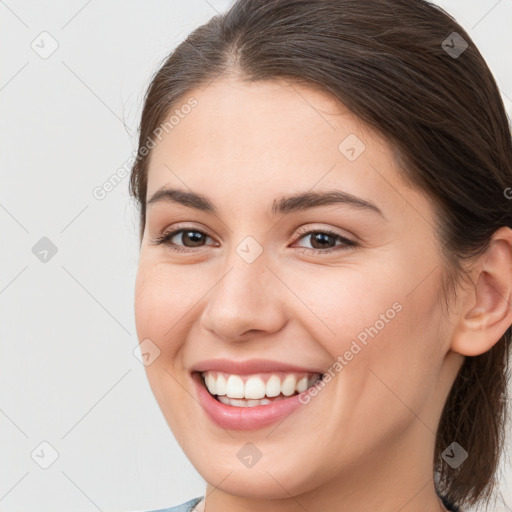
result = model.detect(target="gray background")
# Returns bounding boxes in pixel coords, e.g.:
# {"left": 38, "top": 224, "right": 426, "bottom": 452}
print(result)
{"left": 0, "top": 1, "right": 511, "bottom": 511}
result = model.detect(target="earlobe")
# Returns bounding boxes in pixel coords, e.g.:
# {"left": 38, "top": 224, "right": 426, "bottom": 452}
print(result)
{"left": 450, "top": 227, "right": 512, "bottom": 357}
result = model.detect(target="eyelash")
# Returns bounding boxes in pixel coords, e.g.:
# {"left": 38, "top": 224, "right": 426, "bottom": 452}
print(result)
{"left": 151, "top": 225, "right": 358, "bottom": 255}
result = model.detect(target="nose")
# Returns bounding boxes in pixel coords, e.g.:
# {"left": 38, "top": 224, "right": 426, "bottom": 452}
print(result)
{"left": 199, "top": 254, "right": 288, "bottom": 342}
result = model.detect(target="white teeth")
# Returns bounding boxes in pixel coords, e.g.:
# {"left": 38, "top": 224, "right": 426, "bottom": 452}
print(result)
{"left": 226, "top": 375, "right": 245, "bottom": 398}
{"left": 297, "top": 376, "right": 308, "bottom": 393}
{"left": 205, "top": 373, "right": 216, "bottom": 395}
{"left": 216, "top": 373, "right": 227, "bottom": 395}
{"left": 244, "top": 376, "right": 267, "bottom": 399}
{"left": 265, "top": 375, "right": 281, "bottom": 397}
{"left": 281, "top": 375, "right": 296, "bottom": 396}
{"left": 218, "top": 396, "right": 273, "bottom": 407}
{"left": 202, "top": 371, "right": 322, "bottom": 400}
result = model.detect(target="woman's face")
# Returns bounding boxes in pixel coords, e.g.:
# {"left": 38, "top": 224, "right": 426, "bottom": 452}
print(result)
{"left": 134, "top": 76, "right": 462, "bottom": 503}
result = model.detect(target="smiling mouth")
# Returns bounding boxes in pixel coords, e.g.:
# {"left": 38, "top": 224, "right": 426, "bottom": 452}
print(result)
{"left": 197, "top": 370, "right": 324, "bottom": 407}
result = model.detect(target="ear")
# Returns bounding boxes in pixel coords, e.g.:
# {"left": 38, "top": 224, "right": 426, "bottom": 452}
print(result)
{"left": 450, "top": 227, "right": 512, "bottom": 357}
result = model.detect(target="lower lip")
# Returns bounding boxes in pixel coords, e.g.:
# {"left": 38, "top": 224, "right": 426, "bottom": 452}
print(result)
{"left": 191, "top": 372, "right": 315, "bottom": 431}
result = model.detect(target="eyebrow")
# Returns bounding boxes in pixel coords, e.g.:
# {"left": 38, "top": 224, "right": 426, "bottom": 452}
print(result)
{"left": 147, "top": 187, "right": 385, "bottom": 218}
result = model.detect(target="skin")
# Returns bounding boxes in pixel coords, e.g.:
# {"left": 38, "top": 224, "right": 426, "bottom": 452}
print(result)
{"left": 133, "top": 75, "right": 512, "bottom": 512}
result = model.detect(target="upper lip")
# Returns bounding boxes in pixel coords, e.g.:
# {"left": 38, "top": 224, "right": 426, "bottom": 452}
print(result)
{"left": 190, "top": 358, "right": 324, "bottom": 375}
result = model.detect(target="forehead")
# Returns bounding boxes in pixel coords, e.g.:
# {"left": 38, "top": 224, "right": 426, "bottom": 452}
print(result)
{"left": 145, "top": 76, "right": 420, "bottom": 220}
{"left": 150, "top": 76, "right": 371, "bottom": 163}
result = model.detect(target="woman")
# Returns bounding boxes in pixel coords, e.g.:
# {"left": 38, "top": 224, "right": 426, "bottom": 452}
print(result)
{"left": 129, "top": 0, "right": 512, "bottom": 510}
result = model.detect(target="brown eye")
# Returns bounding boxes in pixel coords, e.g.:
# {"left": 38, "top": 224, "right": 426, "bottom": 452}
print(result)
{"left": 152, "top": 227, "right": 216, "bottom": 253}
{"left": 293, "top": 228, "right": 357, "bottom": 255}
{"left": 171, "top": 230, "right": 208, "bottom": 247}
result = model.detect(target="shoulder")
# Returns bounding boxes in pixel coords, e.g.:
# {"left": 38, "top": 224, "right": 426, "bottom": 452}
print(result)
{"left": 143, "top": 496, "right": 204, "bottom": 512}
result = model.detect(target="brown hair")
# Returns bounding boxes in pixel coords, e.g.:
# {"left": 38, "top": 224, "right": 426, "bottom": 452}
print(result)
{"left": 129, "top": 0, "right": 512, "bottom": 509}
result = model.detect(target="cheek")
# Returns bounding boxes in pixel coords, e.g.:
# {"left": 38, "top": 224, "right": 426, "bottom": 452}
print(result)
{"left": 291, "top": 261, "right": 444, "bottom": 416}
{"left": 341, "top": 272, "right": 444, "bottom": 428}
{"left": 133, "top": 262, "right": 197, "bottom": 402}
{"left": 134, "top": 262, "right": 202, "bottom": 436}
{"left": 134, "top": 261, "right": 201, "bottom": 353}
{"left": 284, "top": 263, "right": 406, "bottom": 355}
